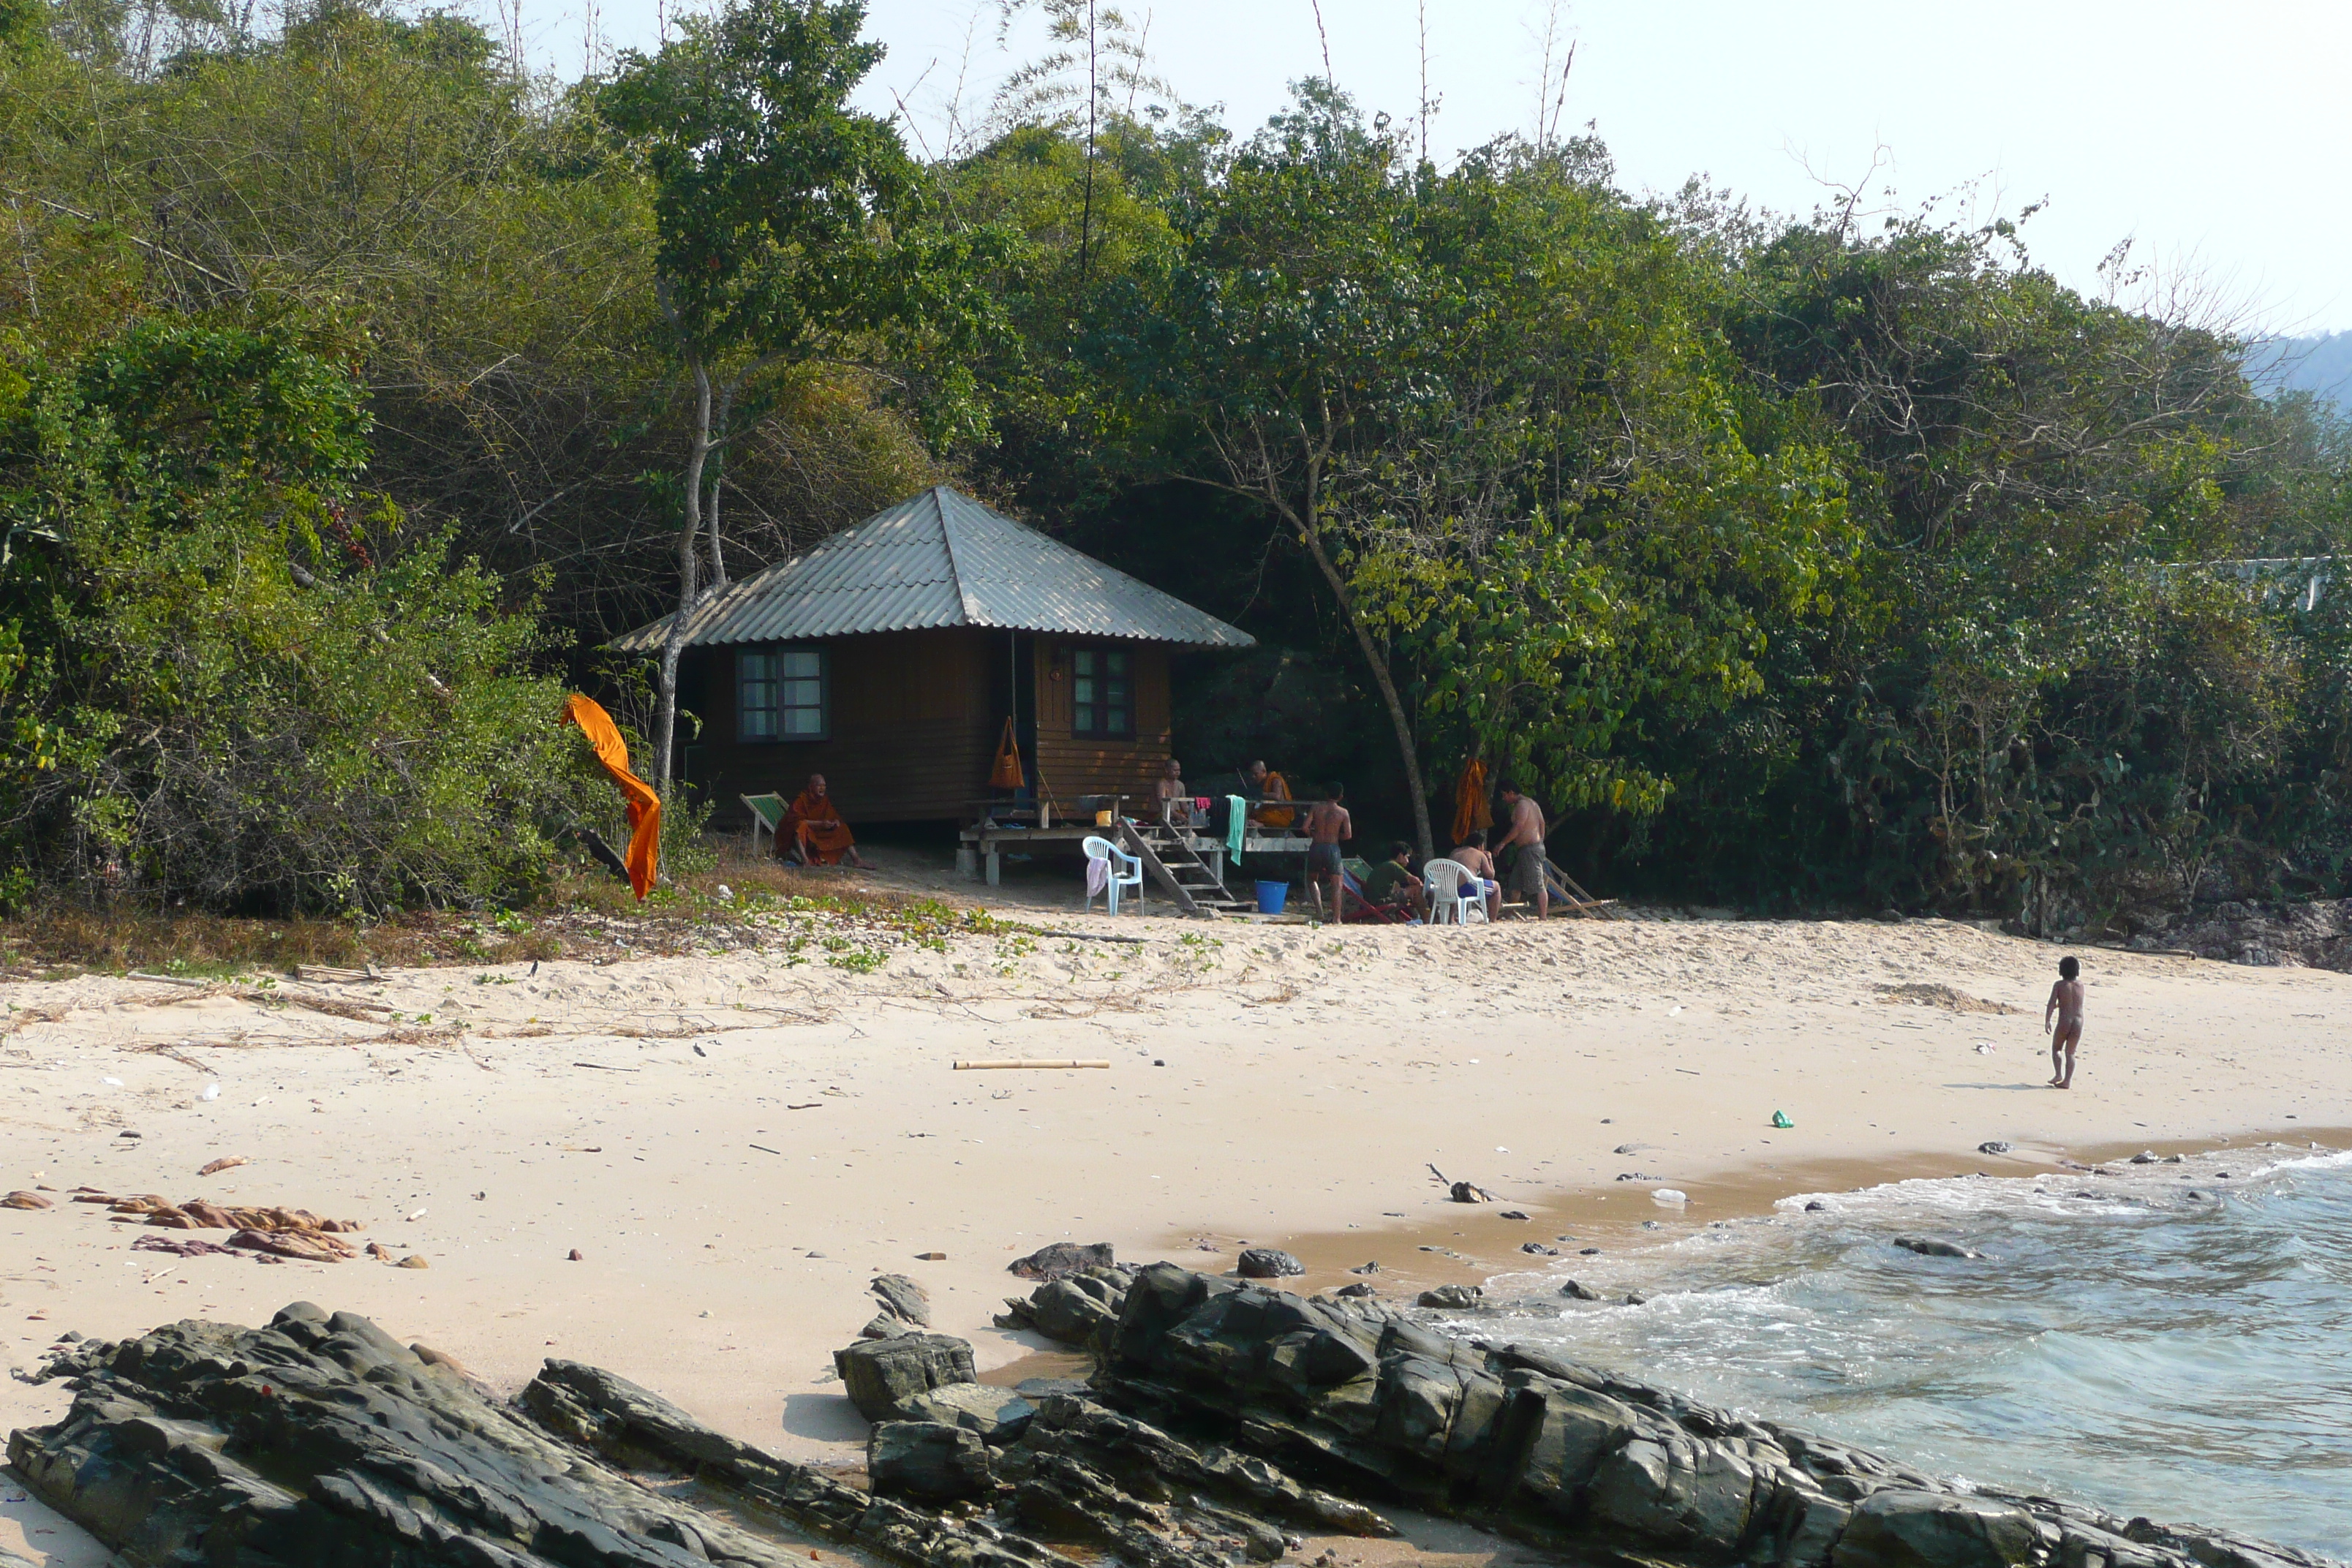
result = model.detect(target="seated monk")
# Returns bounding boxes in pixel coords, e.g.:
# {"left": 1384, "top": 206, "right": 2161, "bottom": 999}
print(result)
{"left": 1244, "top": 758, "right": 1295, "bottom": 830}
{"left": 786, "top": 773, "right": 872, "bottom": 868}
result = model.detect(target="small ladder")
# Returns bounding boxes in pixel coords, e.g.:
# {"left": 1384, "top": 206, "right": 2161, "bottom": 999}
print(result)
{"left": 1119, "top": 818, "right": 1256, "bottom": 917}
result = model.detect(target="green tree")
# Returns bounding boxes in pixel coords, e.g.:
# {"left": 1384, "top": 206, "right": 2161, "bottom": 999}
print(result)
{"left": 599, "top": 0, "right": 1007, "bottom": 789}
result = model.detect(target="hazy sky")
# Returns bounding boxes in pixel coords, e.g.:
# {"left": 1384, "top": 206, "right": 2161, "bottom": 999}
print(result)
{"left": 534, "top": 1, "right": 2352, "bottom": 334}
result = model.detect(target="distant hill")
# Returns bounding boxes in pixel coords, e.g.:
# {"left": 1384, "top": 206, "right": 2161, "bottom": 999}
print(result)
{"left": 2245, "top": 332, "right": 2352, "bottom": 410}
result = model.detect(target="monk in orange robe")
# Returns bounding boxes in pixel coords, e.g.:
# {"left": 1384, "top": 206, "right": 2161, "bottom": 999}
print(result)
{"left": 787, "top": 774, "right": 871, "bottom": 867}
{"left": 1244, "top": 759, "right": 1295, "bottom": 830}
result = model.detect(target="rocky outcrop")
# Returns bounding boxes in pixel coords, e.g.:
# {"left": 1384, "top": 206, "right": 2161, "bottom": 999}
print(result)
{"left": 1082, "top": 1264, "right": 2334, "bottom": 1568}
{"left": 9, "top": 1278, "right": 2338, "bottom": 1568}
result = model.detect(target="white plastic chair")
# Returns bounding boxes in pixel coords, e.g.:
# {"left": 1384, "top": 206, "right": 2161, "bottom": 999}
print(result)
{"left": 1422, "top": 858, "right": 1486, "bottom": 925}
{"left": 1082, "top": 834, "right": 1144, "bottom": 915}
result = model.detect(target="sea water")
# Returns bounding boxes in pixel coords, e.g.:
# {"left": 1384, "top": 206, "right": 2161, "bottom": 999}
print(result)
{"left": 1466, "top": 1145, "right": 2352, "bottom": 1557}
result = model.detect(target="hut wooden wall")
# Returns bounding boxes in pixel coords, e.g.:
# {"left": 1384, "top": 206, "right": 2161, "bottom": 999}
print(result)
{"left": 683, "top": 627, "right": 998, "bottom": 823}
{"left": 1031, "top": 636, "right": 1172, "bottom": 804}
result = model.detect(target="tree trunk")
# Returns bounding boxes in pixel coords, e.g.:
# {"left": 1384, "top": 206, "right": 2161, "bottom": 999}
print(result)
{"left": 1292, "top": 510, "right": 1436, "bottom": 862}
{"left": 654, "top": 357, "right": 712, "bottom": 794}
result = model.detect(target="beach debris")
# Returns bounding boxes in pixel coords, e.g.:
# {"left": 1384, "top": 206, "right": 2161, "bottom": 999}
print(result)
{"left": 1771, "top": 1110, "right": 1794, "bottom": 1128}
{"left": 1428, "top": 1163, "right": 1496, "bottom": 1203}
{"left": 1651, "top": 1188, "right": 1688, "bottom": 1205}
{"left": 950, "top": 1058, "right": 1109, "bottom": 1071}
{"left": 1560, "top": 1280, "right": 1601, "bottom": 1300}
{"left": 396, "top": 1255, "right": 429, "bottom": 1269}
{"left": 200, "top": 1084, "right": 220, "bottom": 1100}
{"left": 1415, "top": 1284, "right": 1482, "bottom": 1309}
{"left": 229, "top": 1228, "right": 355, "bottom": 1262}
{"left": 915, "top": 1251, "right": 946, "bottom": 1261}
{"left": 130, "top": 1235, "right": 232, "bottom": 1258}
{"left": 1615, "top": 1172, "right": 1663, "bottom": 1182}
{"left": 2129, "top": 1150, "right": 2160, "bottom": 1164}
{"left": 1578, "top": 1246, "right": 1600, "bottom": 1255}
{"left": 1893, "top": 1235, "right": 1984, "bottom": 1260}
{"left": 870, "top": 1273, "right": 933, "bottom": 1327}
{"left": 1973, "top": 1042, "right": 1994, "bottom": 1054}
{"left": 1009, "top": 1240, "right": 1113, "bottom": 1281}
{"left": 196, "top": 1157, "right": 248, "bottom": 1176}
{"left": 3, "top": 1191, "right": 52, "bottom": 1210}
{"left": 1237, "top": 1248, "right": 1305, "bottom": 1278}
{"left": 1497, "top": 1209, "right": 1530, "bottom": 1221}
{"left": 567, "top": 1248, "right": 584, "bottom": 1261}
{"left": 1978, "top": 1140, "right": 2015, "bottom": 1155}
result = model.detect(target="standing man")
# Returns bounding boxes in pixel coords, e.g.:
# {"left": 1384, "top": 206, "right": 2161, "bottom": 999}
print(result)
{"left": 1300, "top": 783, "right": 1352, "bottom": 922}
{"left": 1493, "top": 779, "right": 1548, "bottom": 919}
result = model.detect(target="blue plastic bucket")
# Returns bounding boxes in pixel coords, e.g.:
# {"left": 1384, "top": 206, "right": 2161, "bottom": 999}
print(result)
{"left": 1254, "top": 880, "right": 1289, "bottom": 915}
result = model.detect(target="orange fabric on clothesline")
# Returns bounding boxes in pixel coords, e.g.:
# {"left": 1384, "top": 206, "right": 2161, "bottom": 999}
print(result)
{"left": 560, "top": 693, "right": 660, "bottom": 899}
{"left": 1450, "top": 758, "right": 1492, "bottom": 845}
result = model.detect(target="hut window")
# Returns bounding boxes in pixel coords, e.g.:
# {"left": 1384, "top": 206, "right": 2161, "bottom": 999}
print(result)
{"left": 739, "top": 647, "right": 826, "bottom": 741}
{"left": 1071, "top": 647, "right": 1133, "bottom": 738}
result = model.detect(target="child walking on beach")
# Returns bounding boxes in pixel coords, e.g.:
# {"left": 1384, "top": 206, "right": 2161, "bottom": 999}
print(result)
{"left": 2045, "top": 956, "right": 2084, "bottom": 1089}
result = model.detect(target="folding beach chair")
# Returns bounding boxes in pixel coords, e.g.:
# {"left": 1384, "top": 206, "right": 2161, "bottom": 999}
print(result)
{"left": 741, "top": 793, "right": 788, "bottom": 858}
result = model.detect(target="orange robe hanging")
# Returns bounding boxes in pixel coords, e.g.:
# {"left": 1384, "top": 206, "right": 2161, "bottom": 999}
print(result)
{"left": 1451, "top": 758, "right": 1492, "bottom": 846}
{"left": 559, "top": 693, "right": 660, "bottom": 898}
{"left": 788, "top": 789, "right": 857, "bottom": 864}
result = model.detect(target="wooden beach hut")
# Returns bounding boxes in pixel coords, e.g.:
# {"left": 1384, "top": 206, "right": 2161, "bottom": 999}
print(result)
{"left": 610, "top": 486, "right": 1254, "bottom": 829}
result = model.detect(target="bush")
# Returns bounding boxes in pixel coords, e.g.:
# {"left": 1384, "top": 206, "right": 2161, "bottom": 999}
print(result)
{"left": 0, "top": 316, "right": 602, "bottom": 913}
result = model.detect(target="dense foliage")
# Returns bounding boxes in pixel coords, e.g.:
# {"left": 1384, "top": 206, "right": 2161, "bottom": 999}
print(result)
{"left": 4, "top": 0, "right": 2348, "bottom": 931}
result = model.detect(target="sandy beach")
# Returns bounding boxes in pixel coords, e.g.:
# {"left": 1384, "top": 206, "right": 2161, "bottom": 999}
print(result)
{"left": 6, "top": 900, "right": 2350, "bottom": 1564}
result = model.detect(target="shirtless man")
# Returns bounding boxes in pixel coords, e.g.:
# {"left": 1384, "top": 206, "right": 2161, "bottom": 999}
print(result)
{"left": 2044, "top": 955, "right": 2084, "bottom": 1088}
{"left": 1156, "top": 758, "right": 1189, "bottom": 825}
{"left": 1450, "top": 829, "right": 1502, "bottom": 922}
{"left": 1493, "top": 780, "right": 1548, "bottom": 919}
{"left": 1300, "top": 783, "right": 1352, "bottom": 923}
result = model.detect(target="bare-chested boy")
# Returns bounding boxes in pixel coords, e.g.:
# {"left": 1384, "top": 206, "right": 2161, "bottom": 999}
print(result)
{"left": 2044, "top": 955, "right": 2084, "bottom": 1089}
{"left": 1300, "top": 784, "right": 1352, "bottom": 923}
{"left": 1450, "top": 829, "right": 1502, "bottom": 922}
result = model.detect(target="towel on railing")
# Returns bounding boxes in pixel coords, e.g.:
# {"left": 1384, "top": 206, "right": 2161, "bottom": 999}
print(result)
{"left": 1225, "top": 795, "right": 1248, "bottom": 861}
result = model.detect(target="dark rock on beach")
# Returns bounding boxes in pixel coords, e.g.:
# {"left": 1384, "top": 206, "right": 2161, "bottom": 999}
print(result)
{"left": 1010, "top": 1240, "right": 1115, "bottom": 1281}
{"left": 872, "top": 1272, "right": 935, "bottom": 1326}
{"left": 1237, "top": 1247, "right": 1305, "bottom": 1278}
{"left": 1560, "top": 1280, "right": 1602, "bottom": 1301}
{"left": 834, "top": 1331, "right": 979, "bottom": 1420}
{"left": 870, "top": 1420, "right": 995, "bottom": 1501}
{"left": 1893, "top": 1236, "right": 1986, "bottom": 1260}
{"left": 1416, "top": 1284, "right": 1483, "bottom": 1309}
{"left": 1978, "top": 1140, "right": 2014, "bottom": 1155}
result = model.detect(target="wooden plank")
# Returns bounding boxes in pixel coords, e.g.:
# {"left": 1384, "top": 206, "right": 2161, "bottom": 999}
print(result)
{"left": 1116, "top": 818, "right": 1204, "bottom": 917}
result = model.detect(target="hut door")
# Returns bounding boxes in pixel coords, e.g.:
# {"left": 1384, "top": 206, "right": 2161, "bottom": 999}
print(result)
{"left": 987, "top": 631, "right": 1041, "bottom": 802}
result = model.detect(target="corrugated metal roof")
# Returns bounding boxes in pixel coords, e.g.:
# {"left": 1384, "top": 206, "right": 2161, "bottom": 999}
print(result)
{"left": 610, "top": 486, "right": 1255, "bottom": 651}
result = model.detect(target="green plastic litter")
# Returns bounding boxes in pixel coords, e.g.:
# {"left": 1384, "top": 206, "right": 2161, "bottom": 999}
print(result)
{"left": 1771, "top": 1110, "right": 1794, "bottom": 1128}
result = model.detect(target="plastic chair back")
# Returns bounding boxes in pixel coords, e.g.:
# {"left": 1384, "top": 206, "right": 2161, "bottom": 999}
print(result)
{"left": 1422, "top": 858, "right": 1483, "bottom": 924}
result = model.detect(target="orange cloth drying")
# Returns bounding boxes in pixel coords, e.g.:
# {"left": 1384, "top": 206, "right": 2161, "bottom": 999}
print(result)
{"left": 1451, "top": 758, "right": 1492, "bottom": 845}
{"left": 990, "top": 716, "right": 1025, "bottom": 790}
{"left": 788, "top": 788, "right": 857, "bottom": 865}
{"left": 560, "top": 693, "right": 660, "bottom": 899}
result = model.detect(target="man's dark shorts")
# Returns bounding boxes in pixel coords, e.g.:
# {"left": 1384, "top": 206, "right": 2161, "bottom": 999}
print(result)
{"left": 1507, "top": 844, "right": 1545, "bottom": 898}
{"left": 1308, "top": 843, "right": 1343, "bottom": 878}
